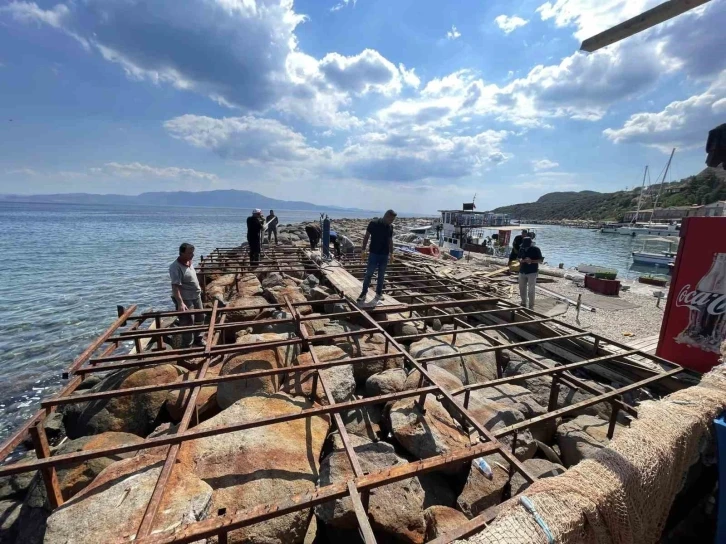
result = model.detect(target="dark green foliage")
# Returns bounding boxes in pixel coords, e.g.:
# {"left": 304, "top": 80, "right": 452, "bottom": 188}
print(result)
{"left": 494, "top": 169, "right": 726, "bottom": 221}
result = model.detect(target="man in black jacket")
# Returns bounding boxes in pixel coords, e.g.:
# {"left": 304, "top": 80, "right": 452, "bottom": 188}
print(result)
{"left": 517, "top": 237, "right": 543, "bottom": 309}
{"left": 357, "top": 210, "right": 397, "bottom": 304}
{"left": 246, "top": 209, "right": 264, "bottom": 266}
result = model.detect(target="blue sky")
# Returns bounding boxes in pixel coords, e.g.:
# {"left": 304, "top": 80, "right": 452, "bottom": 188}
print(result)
{"left": 1, "top": 0, "right": 725, "bottom": 213}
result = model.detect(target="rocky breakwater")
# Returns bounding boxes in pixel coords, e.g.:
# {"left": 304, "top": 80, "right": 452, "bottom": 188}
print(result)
{"left": 1, "top": 250, "right": 628, "bottom": 544}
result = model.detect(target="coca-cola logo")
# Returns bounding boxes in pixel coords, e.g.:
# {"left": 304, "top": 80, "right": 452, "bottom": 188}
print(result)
{"left": 676, "top": 284, "right": 726, "bottom": 315}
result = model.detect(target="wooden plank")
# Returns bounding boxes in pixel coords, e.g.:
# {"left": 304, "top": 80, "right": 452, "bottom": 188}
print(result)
{"left": 308, "top": 251, "right": 401, "bottom": 306}
{"left": 580, "top": 0, "right": 710, "bottom": 52}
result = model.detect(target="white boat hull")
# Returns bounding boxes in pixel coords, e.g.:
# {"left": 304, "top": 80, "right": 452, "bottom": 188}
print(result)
{"left": 618, "top": 227, "right": 679, "bottom": 237}
{"left": 631, "top": 252, "right": 675, "bottom": 266}
{"left": 600, "top": 227, "right": 619, "bottom": 233}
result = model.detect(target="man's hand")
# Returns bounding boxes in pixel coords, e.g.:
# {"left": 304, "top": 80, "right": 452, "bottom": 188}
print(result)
{"left": 180, "top": 301, "right": 189, "bottom": 312}
{"left": 524, "top": 258, "right": 532, "bottom": 264}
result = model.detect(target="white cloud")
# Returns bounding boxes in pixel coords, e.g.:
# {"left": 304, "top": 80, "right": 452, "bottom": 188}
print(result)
{"left": 90, "top": 162, "right": 219, "bottom": 181}
{"left": 318, "top": 49, "right": 408, "bottom": 95}
{"left": 164, "top": 115, "right": 331, "bottom": 164}
{"left": 494, "top": 15, "right": 529, "bottom": 34}
{"left": 446, "top": 25, "right": 461, "bottom": 40}
{"left": 536, "top": 0, "right": 662, "bottom": 41}
{"left": 330, "top": 0, "right": 356, "bottom": 12}
{"left": 603, "top": 72, "right": 726, "bottom": 152}
{"left": 532, "top": 159, "right": 559, "bottom": 171}
{"left": 5, "top": 167, "right": 39, "bottom": 176}
{"left": 164, "top": 114, "right": 510, "bottom": 183}
{"left": 1, "top": 1, "right": 70, "bottom": 29}
{"left": 399, "top": 63, "right": 421, "bottom": 89}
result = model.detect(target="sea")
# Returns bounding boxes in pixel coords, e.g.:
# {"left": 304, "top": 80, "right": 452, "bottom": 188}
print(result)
{"left": 0, "top": 202, "right": 674, "bottom": 441}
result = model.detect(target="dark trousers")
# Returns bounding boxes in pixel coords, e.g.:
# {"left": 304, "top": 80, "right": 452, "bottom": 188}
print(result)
{"left": 172, "top": 295, "right": 203, "bottom": 348}
{"left": 309, "top": 235, "right": 320, "bottom": 250}
{"left": 359, "top": 253, "right": 389, "bottom": 298}
{"left": 248, "top": 237, "right": 261, "bottom": 266}
{"left": 267, "top": 227, "right": 278, "bottom": 244}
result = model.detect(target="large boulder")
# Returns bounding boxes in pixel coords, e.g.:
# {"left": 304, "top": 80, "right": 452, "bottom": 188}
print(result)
{"left": 424, "top": 505, "right": 469, "bottom": 540}
{"left": 504, "top": 359, "right": 610, "bottom": 420}
{"left": 62, "top": 364, "right": 186, "bottom": 438}
{"left": 556, "top": 415, "right": 620, "bottom": 467}
{"left": 0, "top": 500, "right": 22, "bottom": 542}
{"left": 166, "top": 358, "right": 227, "bottom": 422}
{"left": 341, "top": 402, "right": 383, "bottom": 442}
{"left": 316, "top": 322, "right": 403, "bottom": 383}
{"left": 408, "top": 333, "right": 498, "bottom": 385}
{"left": 365, "top": 368, "right": 407, "bottom": 397}
{"left": 316, "top": 440, "right": 428, "bottom": 544}
{"left": 226, "top": 294, "right": 270, "bottom": 321}
{"left": 43, "top": 454, "right": 212, "bottom": 544}
{"left": 217, "top": 337, "right": 299, "bottom": 409}
{"left": 206, "top": 273, "right": 236, "bottom": 300}
{"left": 389, "top": 395, "right": 469, "bottom": 471}
{"left": 282, "top": 346, "right": 355, "bottom": 404}
{"left": 237, "top": 273, "right": 263, "bottom": 297}
{"left": 457, "top": 453, "right": 510, "bottom": 518}
{"left": 178, "top": 393, "right": 330, "bottom": 544}
{"left": 461, "top": 393, "right": 536, "bottom": 460}
{"left": 404, "top": 365, "right": 464, "bottom": 394}
{"left": 0, "top": 450, "right": 36, "bottom": 501}
{"left": 509, "top": 458, "right": 565, "bottom": 496}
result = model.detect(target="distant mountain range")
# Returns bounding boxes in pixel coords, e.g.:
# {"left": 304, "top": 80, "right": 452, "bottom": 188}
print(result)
{"left": 0, "top": 189, "right": 370, "bottom": 213}
{"left": 492, "top": 168, "right": 726, "bottom": 221}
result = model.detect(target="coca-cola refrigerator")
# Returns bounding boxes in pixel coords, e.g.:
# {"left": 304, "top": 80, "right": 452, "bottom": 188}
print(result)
{"left": 657, "top": 217, "right": 726, "bottom": 373}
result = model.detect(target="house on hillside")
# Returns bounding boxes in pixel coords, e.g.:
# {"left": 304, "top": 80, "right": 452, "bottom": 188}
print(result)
{"left": 685, "top": 201, "right": 726, "bottom": 217}
{"left": 653, "top": 206, "right": 692, "bottom": 220}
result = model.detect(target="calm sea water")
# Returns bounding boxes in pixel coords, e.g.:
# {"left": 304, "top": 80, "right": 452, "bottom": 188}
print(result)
{"left": 0, "top": 203, "right": 672, "bottom": 441}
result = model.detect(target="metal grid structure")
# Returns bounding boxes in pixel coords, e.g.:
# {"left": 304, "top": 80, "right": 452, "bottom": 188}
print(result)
{"left": 0, "top": 244, "right": 688, "bottom": 544}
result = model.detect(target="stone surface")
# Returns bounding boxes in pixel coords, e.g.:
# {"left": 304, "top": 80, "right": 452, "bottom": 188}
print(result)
{"left": 0, "top": 499, "right": 21, "bottom": 542}
{"left": 316, "top": 440, "right": 428, "bottom": 544}
{"left": 178, "top": 393, "right": 330, "bottom": 544}
{"left": 408, "top": 333, "right": 498, "bottom": 385}
{"left": 509, "top": 458, "right": 565, "bottom": 496}
{"left": 341, "top": 402, "right": 383, "bottom": 441}
{"left": 316, "top": 321, "right": 403, "bottom": 383}
{"left": 0, "top": 450, "right": 36, "bottom": 501}
{"left": 404, "top": 365, "right": 464, "bottom": 394}
{"left": 226, "top": 294, "right": 270, "bottom": 321}
{"left": 556, "top": 415, "right": 619, "bottom": 467}
{"left": 217, "top": 338, "right": 298, "bottom": 409}
{"left": 206, "top": 273, "right": 236, "bottom": 300}
{"left": 62, "top": 364, "right": 186, "bottom": 438}
{"left": 457, "top": 453, "right": 510, "bottom": 517}
{"left": 166, "top": 358, "right": 227, "bottom": 422}
{"left": 365, "top": 368, "right": 407, "bottom": 397}
{"left": 424, "top": 505, "right": 469, "bottom": 540}
{"left": 505, "top": 359, "right": 610, "bottom": 420}
{"left": 237, "top": 273, "right": 264, "bottom": 297}
{"left": 389, "top": 395, "right": 469, "bottom": 471}
{"left": 282, "top": 346, "right": 355, "bottom": 404}
{"left": 43, "top": 453, "right": 212, "bottom": 544}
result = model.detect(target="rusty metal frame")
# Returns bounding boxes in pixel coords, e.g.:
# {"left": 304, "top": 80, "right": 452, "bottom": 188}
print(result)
{"left": 0, "top": 243, "right": 686, "bottom": 544}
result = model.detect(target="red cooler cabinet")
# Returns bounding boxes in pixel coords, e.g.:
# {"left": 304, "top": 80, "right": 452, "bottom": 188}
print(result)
{"left": 657, "top": 217, "right": 726, "bottom": 373}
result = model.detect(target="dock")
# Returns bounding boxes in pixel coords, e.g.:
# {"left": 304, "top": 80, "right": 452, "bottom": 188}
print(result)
{"left": 0, "top": 241, "right": 712, "bottom": 544}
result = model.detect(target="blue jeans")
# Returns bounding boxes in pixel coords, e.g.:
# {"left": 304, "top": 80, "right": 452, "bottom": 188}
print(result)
{"left": 359, "top": 253, "right": 389, "bottom": 298}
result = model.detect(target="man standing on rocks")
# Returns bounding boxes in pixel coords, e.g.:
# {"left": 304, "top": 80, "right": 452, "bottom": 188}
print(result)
{"left": 305, "top": 223, "right": 322, "bottom": 250}
{"left": 517, "top": 237, "right": 543, "bottom": 310}
{"left": 169, "top": 242, "right": 205, "bottom": 348}
{"left": 247, "top": 209, "right": 264, "bottom": 266}
{"left": 357, "top": 210, "right": 397, "bottom": 304}
{"left": 266, "top": 209, "right": 279, "bottom": 245}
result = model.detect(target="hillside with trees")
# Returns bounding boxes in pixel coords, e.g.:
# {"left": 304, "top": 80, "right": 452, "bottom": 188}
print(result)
{"left": 492, "top": 168, "right": 726, "bottom": 221}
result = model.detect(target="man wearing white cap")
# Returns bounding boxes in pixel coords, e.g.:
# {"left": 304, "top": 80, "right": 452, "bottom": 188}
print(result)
{"left": 246, "top": 208, "right": 264, "bottom": 266}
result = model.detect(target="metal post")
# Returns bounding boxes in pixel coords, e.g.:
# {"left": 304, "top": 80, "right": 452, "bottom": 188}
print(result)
{"left": 29, "top": 423, "right": 64, "bottom": 508}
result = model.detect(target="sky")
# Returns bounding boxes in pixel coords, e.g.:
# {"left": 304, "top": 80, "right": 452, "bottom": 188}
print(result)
{"left": 1, "top": 0, "right": 725, "bottom": 213}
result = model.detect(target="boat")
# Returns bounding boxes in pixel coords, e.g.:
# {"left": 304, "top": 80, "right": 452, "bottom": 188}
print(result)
{"left": 617, "top": 222, "right": 680, "bottom": 237}
{"left": 600, "top": 223, "right": 621, "bottom": 233}
{"left": 631, "top": 236, "right": 678, "bottom": 266}
{"left": 577, "top": 264, "right": 618, "bottom": 275}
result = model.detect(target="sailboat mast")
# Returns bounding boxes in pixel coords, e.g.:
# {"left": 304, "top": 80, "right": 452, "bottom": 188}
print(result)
{"left": 632, "top": 165, "right": 648, "bottom": 225}
{"left": 653, "top": 147, "right": 676, "bottom": 212}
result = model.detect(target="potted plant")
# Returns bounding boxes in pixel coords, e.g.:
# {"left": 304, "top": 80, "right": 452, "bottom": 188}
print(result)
{"left": 585, "top": 272, "right": 622, "bottom": 296}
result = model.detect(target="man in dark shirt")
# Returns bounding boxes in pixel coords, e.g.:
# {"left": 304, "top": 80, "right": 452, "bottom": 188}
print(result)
{"left": 357, "top": 209, "right": 397, "bottom": 304}
{"left": 517, "top": 237, "right": 543, "bottom": 309}
{"left": 305, "top": 223, "right": 322, "bottom": 250}
{"left": 246, "top": 209, "right": 264, "bottom": 266}
{"left": 509, "top": 229, "right": 528, "bottom": 263}
{"left": 266, "top": 209, "right": 279, "bottom": 245}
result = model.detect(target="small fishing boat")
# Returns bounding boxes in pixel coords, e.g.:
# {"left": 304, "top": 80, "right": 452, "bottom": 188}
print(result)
{"left": 600, "top": 223, "right": 621, "bottom": 234}
{"left": 638, "top": 274, "right": 669, "bottom": 287}
{"left": 631, "top": 236, "right": 678, "bottom": 266}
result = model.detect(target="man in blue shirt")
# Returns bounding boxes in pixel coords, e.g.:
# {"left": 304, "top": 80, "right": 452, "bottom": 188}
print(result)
{"left": 357, "top": 210, "right": 397, "bottom": 304}
{"left": 517, "top": 237, "right": 543, "bottom": 309}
